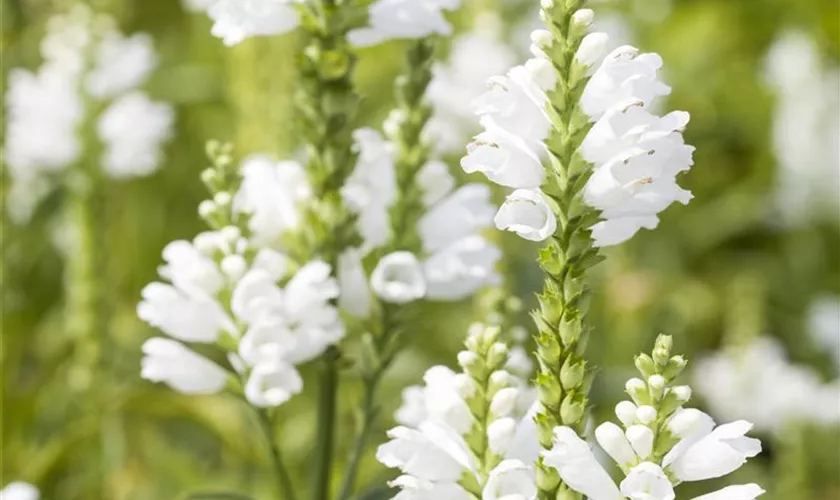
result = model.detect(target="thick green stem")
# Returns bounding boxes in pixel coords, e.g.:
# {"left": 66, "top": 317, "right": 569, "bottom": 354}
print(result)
{"left": 312, "top": 347, "right": 340, "bottom": 500}
{"left": 257, "top": 410, "right": 298, "bottom": 500}
{"left": 532, "top": 1, "right": 601, "bottom": 499}
{"left": 336, "top": 375, "right": 380, "bottom": 500}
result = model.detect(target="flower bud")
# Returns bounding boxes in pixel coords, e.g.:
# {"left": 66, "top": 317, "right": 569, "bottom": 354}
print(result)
{"left": 488, "top": 417, "right": 517, "bottom": 454}
{"left": 595, "top": 422, "right": 637, "bottom": 466}
{"left": 560, "top": 358, "right": 585, "bottom": 390}
{"left": 625, "top": 378, "right": 650, "bottom": 405}
{"left": 487, "top": 342, "right": 509, "bottom": 370}
{"left": 536, "top": 373, "right": 563, "bottom": 407}
{"left": 653, "top": 335, "right": 673, "bottom": 366}
{"left": 572, "top": 9, "right": 594, "bottom": 27}
{"left": 198, "top": 200, "right": 217, "bottom": 219}
{"left": 489, "top": 370, "right": 513, "bottom": 393}
{"left": 576, "top": 32, "right": 609, "bottom": 68}
{"left": 636, "top": 405, "right": 657, "bottom": 424}
{"left": 213, "top": 191, "right": 231, "bottom": 207}
{"left": 453, "top": 373, "right": 476, "bottom": 399}
{"left": 634, "top": 354, "right": 656, "bottom": 379}
{"left": 666, "top": 408, "right": 714, "bottom": 438}
{"left": 200, "top": 168, "right": 218, "bottom": 188}
{"left": 648, "top": 375, "right": 666, "bottom": 400}
{"left": 220, "top": 225, "right": 241, "bottom": 244}
{"left": 221, "top": 254, "right": 247, "bottom": 280}
{"left": 560, "top": 397, "right": 585, "bottom": 424}
{"left": 490, "top": 387, "right": 519, "bottom": 417}
{"left": 531, "top": 29, "right": 552, "bottom": 49}
{"left": 625, "top": 425, "right": 654, "bottom": 459}
{"left": 663, "top": 355, "right": 688, "bottom": 379}
{"left": 615, "top": 401, "right": 638, "bottom": 426}
{"left": 540, "top": 0, "right": 554, "bottom": 9}
{"left": 457, "top": 351, "right": 483, "bottom": 377}
{"left": 672, "top": 385, "right": 692, "bottom": 403}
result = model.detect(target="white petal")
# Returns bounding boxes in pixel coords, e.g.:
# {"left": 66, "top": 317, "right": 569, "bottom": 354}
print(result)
{"left": 595, "top": 422, "right": 638, "bottom": 467}
{"left": 141, "top": 337, "right": 228, "bottom": 394}
{"left": 495, "top": 189, "right": 556, "bottom": 242}
{"left": 482, "top": 460, "right": 536, "bottom": 500}
{"left": 338, "top": 248, "right": 373, "bottom": 318}
{"left": 690, "top": 484, "right": 766, "bottom": 500}
{"left": 244, "top": 361, "right": 303, "bottom": 407}
{"left": 542, "top": 426, "right": 622, "bottom": 500}
{"left": 619, "top": 462, "right": 675, "bottom": 500}
{"left": 371, "top": 252, "right": 427, "bottom": 304}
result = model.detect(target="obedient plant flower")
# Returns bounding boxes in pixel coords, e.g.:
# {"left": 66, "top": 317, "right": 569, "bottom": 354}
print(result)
{"left": 544, "top": 336, "right": 764, "bottom": 500}
{"left": 461, "top": 12, "right": 694, "bottom": 247}
{"left": 348, "top": 0, "right": 462, "bottom": 47}
{"left": 139, "top": 150, "right": 343, "bottom": 408}
{"left": 4, "top": 5, "right": 173, "bottom": 223}
{"left": 692, "top": 337, "right": 840, "bottom": 434}
{"left": 207, "top": 0, "right": 301, "bottom": 46}
{"left": 378, "top": 324, "right": 540, "bottom": 499}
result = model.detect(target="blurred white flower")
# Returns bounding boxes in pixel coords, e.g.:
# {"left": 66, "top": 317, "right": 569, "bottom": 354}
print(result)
{"left": 244, "top": 361, "right": 303, "bottom": 407}
{"left": 181, "top": 0, "right": 216, "bottom": 12}
{"left": 140, "top": 337, "right": 229, "bottom": 394}
{"left": 808, "top": 296, "right": 840, "bottom": 367}
{"left": 337, "top": 248, "right": 373, "bottom": 318}
{"left": 692, "top": 337, "right": 840, "bottom": 433}
{"left": 371, "top": 251, "right": 427, "bottom": 304}
{"left": 0, "top": 483, "right": 39, "bottom": 500}
{"left": 419, "top": 184, "right": 495, "bottom": 253}
{"left": 98, "top": 91, "right": 174, "bottom": 178}
{"left": 235, "top": 156, "right": 311, "bottom": 244}
{"left": 208, "top": 0, "right": 300, "bottom": 46}
{"left": 423, "top": 235, "right": 501, "bottom": 301}
{"left": 765, "top": 31, "right": 840, "bottom": 224}
{"left": 663, "top": 417, "right": 762, "bottom": 482}
{"left": 86, "top": 32, "right": 157, "bottom": 99}
{"left": 348, "top": 0, "right": 461, "bottom": 47}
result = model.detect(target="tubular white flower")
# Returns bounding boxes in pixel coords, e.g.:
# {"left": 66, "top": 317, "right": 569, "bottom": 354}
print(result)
{"left": 0, "top": 482, "right": 39, "bottom": 500}
{"left": 235, "top": 156, "right": 311, "bottom": 244}
{"left": 137, "top": 282, "right": 232, "bottom": 343}
{"left": 348, "top": 0, "right": 461, "bottom": 47}
{"left": 86, "top": 32, "right": 157, "bottom": 99}
{"left": 207, "top": 0, "right": 300, "bottom": 46}
{"left": 141, "top": 337, "right": 228, "bottom": 394}
{"left": 487, "top": 418, "right": 517, "bottom": 455}
{"left": 690, "top": 484, "right": 766, "bottom": 500}
{"left": 483, "top": 460, "right": 537, "bottom": 500}
{"left": 376, "top": 423, "right": 472, "bottom": 483}
{"left": 396, "top": 386, "right": 428, "bottom": 428}
{"left": 490, "top": 387, "right": 520, "bottom": 418}
{"left": 461, "top": 123, "right": 545, "bottom": 189}
{"left": 422, "top": 366, "right": 474, "bottom": 434}
{"left": 494, "top": 189, "right": 556, "bottom": 242}
{"left": 97, "top": 91, "right": 174, "bottom": 178}
{"left": 244, "top": 361, "right": 303, "bottom": 408}
{"left": 619, "top": 462, "right": 674, "bottom": 500}
{"left": 576, "top": 32, "right": 610, "bottom": 68}
{"left": 581, "top": 45, "right": 672, "bottom": 120}
{"left": 595, "top": 422, "right": 638, "bottom": 467}
{"left": 387, "top": 475, "right": 470, "bottom": 500}
{"left": 418, "top": 160, "right": 456, "bottom": 207}
{"left": 371, "top": 251, "right": 427, "bottom": 304}
{"left": 616, "top": 401, "right": 639, "bottom": 426}
{"left": 337, "top": 248, "right": 373, "bottom": 318}
{"left": 664, "top": 420, "right": 762, "bottom": 482}
{"left": 423, "top": 235, "right": 501, "bottom": 301}
{"left": 542, "top": 426, "right": 622, "bottom": 500}
{"left": 159, "top": 239, "right": 225, "bottom": 295}
{"left": 419, "top": 183, "right": 495, "bottom": 252}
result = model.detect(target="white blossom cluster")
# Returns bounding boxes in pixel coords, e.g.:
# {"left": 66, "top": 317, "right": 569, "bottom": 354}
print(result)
{"left": 378, "top": 333, "right": 764, "bottom": 500}
{"left": 4, "top": 5, "right": 174, "bottom": 223}
{"left": 0, "top": 482, "right": 39, "bottom": 500}
{"left": 189, "top": 0, "right": 461, "bottom": 48}
{"left": 692, "top": 337, "right": 840, "bottom": 435}
{"left": 138, "top": 226, "right": 342, "bottom": 407}
{"left": 235, "top": 129, "right": 501, "bottom": 315}
{"left": 460, "top": 11, "right": 695, "bottom": 247}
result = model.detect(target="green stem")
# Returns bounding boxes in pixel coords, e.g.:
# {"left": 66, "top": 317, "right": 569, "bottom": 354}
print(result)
{"left": 256, "top": 410, "right": 298, "bottom": 500}
{"left": 337, "top": 375, "right": 380, "bottom": 500}
{"left": 312, "top": 347, "right": 340, "bottom": 500}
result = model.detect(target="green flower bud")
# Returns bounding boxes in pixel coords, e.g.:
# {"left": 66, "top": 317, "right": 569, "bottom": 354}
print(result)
{"left": 489, "top": 370, "right": 513, "bottom": 394}
{"left": 535, "top": 466, "right": 561, "bottom": 491}
{"left": 487, "top": 342, "right": 509, "bottom": 370}
{"left": 648, "top": 375, "right": 666, "bottom": 401}
{"left": 663, "top": 355, "right": 688, "bottom": 379}
{"left": 560, "top": 358, "right": 585, "bottom": 390}
{"left": 319, "top": 50, "right": 351, "bottom": 81}
{"left": 635, "top": 354, "right": 656, "bottom": 378}
{"left": 625, "top": 378, "right": 650, "bottom": 406}
{"left": 560, "top": 396, "right": 585, "bottom": 425}
{"left": 536, "top": 373, "right": 563, "bottom": 407}
{"left": 458, "top": 351, "right": 485, "bottom": 379}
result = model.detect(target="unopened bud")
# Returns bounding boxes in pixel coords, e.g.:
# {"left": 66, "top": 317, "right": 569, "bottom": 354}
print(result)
{"left": 667, "top": 408, "right": 713, "bottom": 438}
{"left": 198, "top": 200, "right": 217, "bottom": 219}
{"left": 453, "top": 373, "right": 476, "bottom": 399}
{"left": 636, "top": 405, "right": 658, "bottom": 424}
{"left": 220, "top": 225, "right": 241, "bottom": 244}
{"left": 648, "top": 375, "right": 666, "bottom": 400}
{"left": 457, "top": 351, "right": 482, "bottom": 376}
{"left": 560, "top": 358, "right": 585, "bottom": 390}
{"left": 663, "top": 355, "right": 688, "bottom": 379}
{"left": 213, "top": 191, "right": 231, "bottom": 207}
{"left": 625, "top": 425, "right": 654, "bottom": 459}
{"left": 672, "top": 385, "right": 692, "bottom": 403}
{"left": 595, "top": 422, "right": 637, "bottom": 466}
{"left": 200, "top": 168, "right": 218, "bottom": 187}
{"left": 560, "top": 397, "right": 585, "bottom": 424}
{"left": 489, "top": 370, "right": 513, "bottom": 393}
{"left": 490, "top": 387, "right": 519, "bottom": 417}
{"left": 488, "top": 417, "right": 517, "bottom": 454}
{"left": 615, "top": 401, "right": 638, "bottom": 426}
{"left": 625, "top": 378, "right": 650, "bottom": 405}
{"left": 487, "top": 342, "right": 509, "bottom": 369}
{"left": 572, "top": 9, "right": 594, "bottom": 27}
{"left": 221, "top": 254, "right": 247, "bottom": 280}
{"left": 635, "top": 354, "right": 656, "bottom": 378}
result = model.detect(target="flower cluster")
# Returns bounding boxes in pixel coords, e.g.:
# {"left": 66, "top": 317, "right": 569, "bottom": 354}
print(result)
{"left": 545, "top": 335, "right": 764, "bottom": 500}
{"left": 377, "top": 324, "right": 540, "bottom": 499}
{"left": 460, "top": 10, "right": 695, "bottom": 247}
{"left": 693, "top": 336, "right": 840, "bottom": 434}
{"left": 235, "top": 129, "right": 501, "bottom": 313}
{"left": 4, "top": 4, "right": 173, "bottom": 222}
{"left": 138, "top": 150, "right": 342, "bottom": 408}
{"left": 195, "top": 0, "right": 461, "bottom": 48}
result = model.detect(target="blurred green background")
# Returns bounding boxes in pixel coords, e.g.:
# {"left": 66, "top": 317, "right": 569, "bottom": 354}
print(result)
{"left": 1, "top": 0, "right": 838, "bottom": 499}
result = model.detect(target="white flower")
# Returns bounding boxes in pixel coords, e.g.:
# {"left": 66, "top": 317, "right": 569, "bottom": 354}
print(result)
{"left": 494, "top": 189, "right": 556, "bottom": 242}
{"left": 576, "top": 32, "right": 611, "bottom": 68}
{"left": 138, "top": 282, "right": 233, "bottom": 343}
{"left": 418, "top": 160, "right": 456, "bottom": 207}
{"left": 542, "top": 426, "right": 622, "bottom": 500}
{"left": 620, "top": 462, "right": 674, "bottom": 500}
{"left": 387, "top": 475, "right": 470, "bottom": 500}
{"left": 625, "top": 425, "right": 654, "bottom": 460}
{"left": 0, "top": 482, "right": 39, "bottom": 500}
{"left": 343, "top": 128, "right": 397, "bottom": 251}
{"left": 86, "top": 32, "right": 157, "bottom": 99}
{"left": 337, "top": 248, "right": 373, "bottom": 318}
{"left": 244, "top": 361, "right": 303, "bottom": 407}
{"left": 235, "top": 156, "right": 311, "bottom": 244}
{"left": 423, "top": 235, "right": 501, "bottom": 301}
{"left": 371, "top": 252, "right": 427, "bottom": 304}
{"left": 461, "top": 123, "right": 545, "bottom": 189}
{"left": 158, "top": 239, "right": 225, "bottom": 295}
{"left": 349, "top": 0, "right": 461, "bottom": 47}
{"left": 97, "top": 91, "right": 174, "bottom": 178}
{"left": 377, "top": 423, "right": 472, "bottom": 483}
{"left": 581, "top": 45, "right": 672, "bottom": 120}
{"left": 487, "top": 418, "right": 517, "bottom": 455}
{"left": 483, "top": 460, "right": 536, "bottom": 500}
{"left": 141, "top": 337, "right": 228, "bottom": 394}
{"left": 396, "top": 385, "right": 428, "bottom": 428}
{"left": 663, "top": 418, "right": 762, "bottom": 482}
{"left": 690, "top": 485, "right": 766, "bottom": 500}
{"left": 419, "top": 366, "right": 474, "bottom": 433}
{"left": 419, "top": 184, "right": 495, "bottom": 252}
{"left": 208, "top": 0, "right": 300, "bottom": 46}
